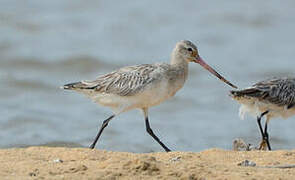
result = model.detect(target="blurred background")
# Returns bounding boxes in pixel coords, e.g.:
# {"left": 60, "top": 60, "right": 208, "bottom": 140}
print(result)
{"left": 1, "top": 0, "right": 295, "bottom": 152}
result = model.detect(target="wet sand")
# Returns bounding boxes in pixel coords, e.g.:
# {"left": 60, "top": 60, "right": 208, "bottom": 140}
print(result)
{"left": 1, "top": 147, "right": 295, "bottom": 179}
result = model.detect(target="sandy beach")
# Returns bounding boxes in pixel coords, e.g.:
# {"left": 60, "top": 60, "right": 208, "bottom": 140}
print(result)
{"left": 0, "top": 147, "right": 295, "bottom": 179}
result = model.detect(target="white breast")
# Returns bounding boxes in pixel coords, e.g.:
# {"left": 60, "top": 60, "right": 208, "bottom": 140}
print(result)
{"left": 237, "top": 97, "right": 295, "bottom": 120}
{"left": 88, "top": 77, "right": 184, "bottom": 114}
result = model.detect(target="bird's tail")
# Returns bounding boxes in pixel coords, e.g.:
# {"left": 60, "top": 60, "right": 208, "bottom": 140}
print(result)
{"left": 62, "top": 82, "right": 83, "bottom": 90}
{"left": 62, "top": 81, "right": 98, "bottom": 90}
{"left": 229, "top": 90, "right": 243, "bottom": 97}
{"left": 230, "top": 88, "right": 262, "bottom": 98}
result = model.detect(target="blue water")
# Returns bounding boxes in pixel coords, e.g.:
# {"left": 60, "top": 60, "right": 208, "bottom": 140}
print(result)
{"left": 0, "top": 0, "right": 295, "bottom": 152}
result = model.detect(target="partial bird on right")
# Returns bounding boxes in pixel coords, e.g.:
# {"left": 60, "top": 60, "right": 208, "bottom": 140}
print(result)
{"left": 230, "top": 77, "right": 295, "bottom": 150}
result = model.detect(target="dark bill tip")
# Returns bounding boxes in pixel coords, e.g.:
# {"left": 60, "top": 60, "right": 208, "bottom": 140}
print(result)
{"left": 195, "top": 57, "right": 238, "bottom": 89}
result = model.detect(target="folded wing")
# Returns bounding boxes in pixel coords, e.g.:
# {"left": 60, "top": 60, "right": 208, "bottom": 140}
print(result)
{"left": 63, "top": 64, "right": 165, "bottom": 96}
{"left": 230, "top": 78, "right": 295, "bottom": 108}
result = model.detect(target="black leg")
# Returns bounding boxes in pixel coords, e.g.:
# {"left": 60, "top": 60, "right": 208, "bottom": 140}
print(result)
{"left": 257, "top": 111, "right": 269, "bottom": 137}
{"left": 145, "top": 117, "right": 171, "bottom": 152}
{"left": 257, "top": 115, "right": 264, "bottom": 138}
{"left": 264, "top": 121, "right": 272, "bottom": 150}
{"left": 89, "top": 115, "right": 115, "bottom": 149}
{"left": 257, "top": 111, "right": 271, "bottom": 150}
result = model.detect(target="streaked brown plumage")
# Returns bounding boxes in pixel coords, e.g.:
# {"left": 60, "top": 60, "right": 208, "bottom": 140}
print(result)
{"left": 65, "top": 64, "right": 171, "bottom": 96}
{"left": 231, "top": 78, "right": 295, "bottom": 107}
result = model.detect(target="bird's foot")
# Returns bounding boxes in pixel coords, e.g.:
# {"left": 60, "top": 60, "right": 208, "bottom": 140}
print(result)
{"left": 89, "top": 143, "right": 96, "bottom": 149}
{"left": 165, "top": 148, "right": 172, "bottom": 152}
{"left": 258, "top": 140, "right": 268, "bottom": 151}
{"left": 259, "top": 132, "right": 272, "bottom": 151}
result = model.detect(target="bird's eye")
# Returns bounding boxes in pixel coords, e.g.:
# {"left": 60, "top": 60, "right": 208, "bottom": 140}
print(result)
{"left": 187, "top": 48, "right": 193, "bottom": 52}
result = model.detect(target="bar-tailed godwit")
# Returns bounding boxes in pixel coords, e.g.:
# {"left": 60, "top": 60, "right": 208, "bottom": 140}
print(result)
{"left": 63, "top": 40, "right": 237, "bottom": 152}
{"left": 230, "top": 77, "right": 295, "bottom": 150}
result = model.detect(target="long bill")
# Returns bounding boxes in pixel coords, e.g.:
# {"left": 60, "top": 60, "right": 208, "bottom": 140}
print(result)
{"left": 194, "top": 56, "right": 237, "bottom": 89}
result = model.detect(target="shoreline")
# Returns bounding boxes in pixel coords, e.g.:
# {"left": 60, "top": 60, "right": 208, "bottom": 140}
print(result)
{"left": 1, "top": 147, "right": 295, "bottom": 179}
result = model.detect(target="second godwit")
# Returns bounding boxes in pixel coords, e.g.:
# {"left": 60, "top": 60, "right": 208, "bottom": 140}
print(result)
{"left": 63, "top": 40, "right": 237, "bottom": 152}
{"left": 230, "top": 77, "right": 295, "bottom": 150}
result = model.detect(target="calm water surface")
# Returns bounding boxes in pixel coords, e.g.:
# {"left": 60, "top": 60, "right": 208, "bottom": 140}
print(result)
{"left": 0, "top": 0, "right": 295, "bottom": 152}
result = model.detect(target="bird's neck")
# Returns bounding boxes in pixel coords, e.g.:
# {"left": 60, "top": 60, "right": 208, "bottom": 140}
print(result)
{"left": 170, "top": 58, "right": 188, "bottom": 72}
{"left": 169, "top": 53, "right": 189, "bottom": 81}
{"left": 170, "top": 52, "right": 188, "bottom": 67}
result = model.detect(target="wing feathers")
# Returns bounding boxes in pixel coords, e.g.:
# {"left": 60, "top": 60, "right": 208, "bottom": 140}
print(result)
{"left": 231, "top": 78, "right": 295, "bottom": 107}
{"left": 63, "top": 64, "right": 166, "bottom": 96}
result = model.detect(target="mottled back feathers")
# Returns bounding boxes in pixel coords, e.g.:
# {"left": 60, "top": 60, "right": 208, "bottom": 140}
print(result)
{"left": 230, "top": 77, "right": 295, "bottom": 108}
{"left": 63, "top": 63, "right": 169, "bottom": 96}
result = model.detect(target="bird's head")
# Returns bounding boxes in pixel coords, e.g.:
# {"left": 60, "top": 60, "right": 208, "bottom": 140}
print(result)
{"left": 174, "top": 40, "right": 237, "bottom": 89}
{"left": 175, "top": 40, "right": 200, "bottom": 63}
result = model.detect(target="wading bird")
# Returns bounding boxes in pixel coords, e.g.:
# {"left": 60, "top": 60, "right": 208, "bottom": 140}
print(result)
{"left": 230, "top": 77, "right": 295, "bottom": 150}
{"left": 63, "top": 40, "right": 237, "bottom": 152}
